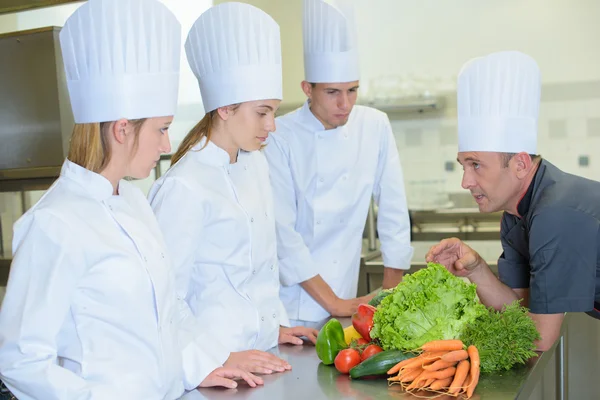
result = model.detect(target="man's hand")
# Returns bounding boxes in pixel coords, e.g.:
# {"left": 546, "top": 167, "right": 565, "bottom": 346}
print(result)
{"left": 279, "top": 326, "right": 319, "bottom": 345}
{"left": 328, "top": 294, "right": 375, "bottom": 317}
{"left": 199, "top": 367, "right": 263, "bottom": 389}
{"left": 224, "top": 350, "right": 291, "bottom": 375}
{"left": 425, "top": 238, "right": 484, "bottom": 278}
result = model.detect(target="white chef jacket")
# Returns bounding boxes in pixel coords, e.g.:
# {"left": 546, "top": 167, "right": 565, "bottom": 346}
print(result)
{"left": 0, "top": 160, "right": 227, "bottom": 400}
{"left": 148, "top": 139, "right": 289, "bottom": 353}
{"left": 264, "top": 101, "right": 414, "bottom": 322}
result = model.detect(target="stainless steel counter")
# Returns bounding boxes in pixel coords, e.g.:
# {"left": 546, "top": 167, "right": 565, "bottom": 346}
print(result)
{"left": 179, "top": 318, "right": 565, "bottom": 400}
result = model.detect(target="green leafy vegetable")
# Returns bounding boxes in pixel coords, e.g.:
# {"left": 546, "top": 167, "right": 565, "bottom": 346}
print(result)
{"left": 370, "top": 263, "right": 487, "bottom": 351}
{"left": 461, "top": 300, "right": 541, "bottom": 373}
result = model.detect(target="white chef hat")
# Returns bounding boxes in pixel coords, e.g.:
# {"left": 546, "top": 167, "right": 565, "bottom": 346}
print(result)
{"left": 457, "top": 51, "right": 541, "bottom": 154}
{"left": 303, "top": 0, "right": 359, "bottom": 83}
{"left": 59, "top": 0, "right": 181, "bottom": 124}
{"left": 185, "top": 2, "right": 282, "bottom": 113}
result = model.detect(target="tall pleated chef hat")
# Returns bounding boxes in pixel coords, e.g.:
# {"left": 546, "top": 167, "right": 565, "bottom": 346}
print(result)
{"left": 59, "top": 0, "right": 181, "bottom": 123}
{"left": 185, "top": 2, "right": 282, "bottom": 113}
{"left": 457, "top": 51, "right": 541, "bottom": 154}
{"left": 303, "top": 0, "right": 360, "bottom": 83}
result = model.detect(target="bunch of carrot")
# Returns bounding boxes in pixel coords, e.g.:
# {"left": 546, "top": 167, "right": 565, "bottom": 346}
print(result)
{"left": 386, "top": 339, "right": 480, "bottom": 399}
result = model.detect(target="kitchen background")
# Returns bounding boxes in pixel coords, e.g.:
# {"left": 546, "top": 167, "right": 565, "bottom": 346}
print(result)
{"left": 1, "top": 0, "right": 599, "bottom": 275}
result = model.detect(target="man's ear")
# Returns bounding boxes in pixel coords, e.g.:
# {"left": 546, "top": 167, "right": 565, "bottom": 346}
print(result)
{"left": 512, "top": 152, "right": 533, "bottom": 179}
{"left": 301, "top": 80, "right": 313, "bottom": 99}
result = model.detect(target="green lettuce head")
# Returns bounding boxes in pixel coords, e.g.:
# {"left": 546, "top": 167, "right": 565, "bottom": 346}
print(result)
{"left": 371, "top": 263, "right": 487, "bottom": 351}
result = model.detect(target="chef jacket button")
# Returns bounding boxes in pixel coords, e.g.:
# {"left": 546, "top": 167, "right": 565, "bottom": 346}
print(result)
{"left": 317, "top": 220, "right": 322, "bottom": 225}
{"left": 272, "top": 314, "right": 276, "bottom": 318}
{"left": 344, "top": 134, "right": 348, "bottom": 139}
{"left": 270, "top": 264, "right": 274, "bottom": 271}
{"left": 508, "top": 239, "right": 513, "bottom": 245}
{"left": 261, "top": 317, "right": 265, "bottom": 322}
{"left": 144, "top": 256, "right": 148, "bottom": 262}
{"left": 108, "top": 205, "right": 113, "bottom": 211}
{"left": 334, "top": 260, "right": 338, "bottom": 264}
{"left": 318, "top": 134, "right": 323, "bottom": 139}
{"left": 251, "top": 217, "right": 254, "bottom": 222}
{"left": 319, "top": 178, "right": 324, "bottom": 183}
{"left": 265, "top": 212, "right": 268, "bottom": 217}
{"left": 252, "top": 269, "right": 256, "bottom": 274}
{"left": 244, "top": 165, "right": 248, "bottom": 170}
{"left": 160, "top": 253, "right": 165, "bottom": 258}
{"left": 343, "top": 175, "right": 348, "bottom": 181}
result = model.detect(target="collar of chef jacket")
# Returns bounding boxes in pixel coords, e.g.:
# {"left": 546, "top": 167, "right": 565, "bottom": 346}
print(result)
{"left": 61, "top": 159, "right": 144, "bottom": 202}
{"left": 299, "top": 100, "right": 350, "bottom": 137}
{"left": 189, "top": 137, "right": 243, "bottom": 168}
{"left": 61, "top": 159, "right": 114, "bottom": 200}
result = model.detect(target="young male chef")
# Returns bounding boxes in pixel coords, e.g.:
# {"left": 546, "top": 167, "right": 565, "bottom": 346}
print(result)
{"left": 264, "top": 0, "right": 413, "bottom": 328}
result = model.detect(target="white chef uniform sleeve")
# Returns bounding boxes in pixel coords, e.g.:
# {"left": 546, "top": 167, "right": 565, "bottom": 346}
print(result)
{"left": 264, "top": 135, "right": 321, "bottom": 286}
{"left": 150, "top": 177, "right": 230, "bottom": 388}
{"left": 372, "top": 115, "right": 414, "bottom": 270}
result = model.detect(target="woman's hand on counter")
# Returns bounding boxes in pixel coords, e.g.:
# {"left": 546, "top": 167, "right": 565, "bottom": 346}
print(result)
{"left": 199, "top": 366, "right": 263, "bottom": 389}
{"left": 278, "top": 326, "right": 319, "bottom": 345}
{"left": 224, "top": 350, "right": 291, "bottom": 375}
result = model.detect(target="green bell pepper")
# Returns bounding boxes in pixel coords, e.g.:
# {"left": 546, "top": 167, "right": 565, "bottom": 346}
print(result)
{"left": 316, "top": 318, "right": 347, "bottom": 365}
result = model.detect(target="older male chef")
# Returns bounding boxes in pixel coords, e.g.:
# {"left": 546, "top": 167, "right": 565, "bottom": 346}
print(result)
{"left": 264, "top": 0, "right": 413, "bottom": 327}
{"left": 426, "top": 51, "right": 600, "bottom": 351}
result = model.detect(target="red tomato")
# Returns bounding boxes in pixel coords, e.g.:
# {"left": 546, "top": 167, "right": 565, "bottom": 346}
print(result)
{"left": 334, "top": 348, "right": 361, "bottom": 374}
{"left": 356, "top": 338, "right": 369, "bottom": 346}
{"left": 360, "top": 344, "right": 384, "bottom": 361}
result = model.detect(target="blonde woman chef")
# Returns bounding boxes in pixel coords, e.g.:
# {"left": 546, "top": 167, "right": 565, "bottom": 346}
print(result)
{"left": 0, "top": 0, "right": 260, "bottom": 398}
{"left": 149, "top": 2, "right": 319, "bottom": 375}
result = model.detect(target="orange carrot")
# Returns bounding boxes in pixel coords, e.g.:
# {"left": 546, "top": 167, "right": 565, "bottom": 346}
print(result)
{"left": 441, "top": 349, "right": 469, "bottom": 362}
{"left": 399, "top": 355, "right": 430, "bottom": 371}
{"left": 420, "top": 339, "right": 464, "bottom": 352}
{"left": 423, "top": 359, "right": 458, "bottom": 371}
{"left": 466, "top": 345, "right": 480, "bottom": 398}
{"left": 419, "top": 366, "right": 457, "bottom": 381}
{"left": 420, "top": 351, "right": 448, "bottom": 361}
{"left": 429, "top": 377, "right": 453, "bottom": 391}
{"left": 461, "top": 373, "right": 471, "bottom": 395}
{"left": 423, "top": 378, "right": 436, "bottom": 387}
{"left": 387, "top": 375, "right": 402, "bottom": 382}
{"left": 448, "top": 359, "right": 470, "bottom": 394}
{"left": 405, "top": 370, "right": 428, "bottom": 390}
{"left": 399, "top": 368, "right": 423, "bottom": 383}
{"left": 388, "top": 357, "right": 417, "bottom": 375}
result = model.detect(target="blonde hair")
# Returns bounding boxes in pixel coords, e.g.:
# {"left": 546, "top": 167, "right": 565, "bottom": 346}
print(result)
{"left": 171, "top": 104, "right": 240, "bottom": 166}
{"left": 68, "top": 119, "right": 146, "bottom": 173}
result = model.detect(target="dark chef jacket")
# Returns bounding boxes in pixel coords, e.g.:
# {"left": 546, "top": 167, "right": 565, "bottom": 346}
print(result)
{"left": 499, "top": 159, "right": 600, "bottom": 319}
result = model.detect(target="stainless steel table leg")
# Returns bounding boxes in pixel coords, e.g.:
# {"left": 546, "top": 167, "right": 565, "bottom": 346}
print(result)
{"left": 555, "top": 320, "right": 568, "bottom": 400}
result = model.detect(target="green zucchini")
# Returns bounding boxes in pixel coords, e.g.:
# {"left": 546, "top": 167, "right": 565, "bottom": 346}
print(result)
{"left": 349, "top": 350, "right": 414, "bottom": 379}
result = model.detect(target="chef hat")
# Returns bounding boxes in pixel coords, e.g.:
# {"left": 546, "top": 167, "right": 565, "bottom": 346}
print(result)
{"left": 303, "top": 0, "right": 359, "bottom": 83}
{"left": 185, "top": 2, "right": 282, "bottom": 113}
{"left": 59, "top": 0, "right": 181, "bottom": 124}
{"left": 457, "top": 51, "right": 541, "bottom": 154}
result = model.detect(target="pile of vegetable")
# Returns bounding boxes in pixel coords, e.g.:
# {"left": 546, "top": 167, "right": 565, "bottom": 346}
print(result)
{"left": 370, "top": 263, "right": 487, "bottom": 351}
{"left": 315, "top": 263, "right": 541, "bottom": 399}
{"left": 387, "top": 339, "right": 480, "bottom": 399}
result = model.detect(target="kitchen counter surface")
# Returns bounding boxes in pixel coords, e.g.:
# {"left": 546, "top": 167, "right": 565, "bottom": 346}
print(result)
{"left": 179, "top": 318, "right": 562, "bottom": 400}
